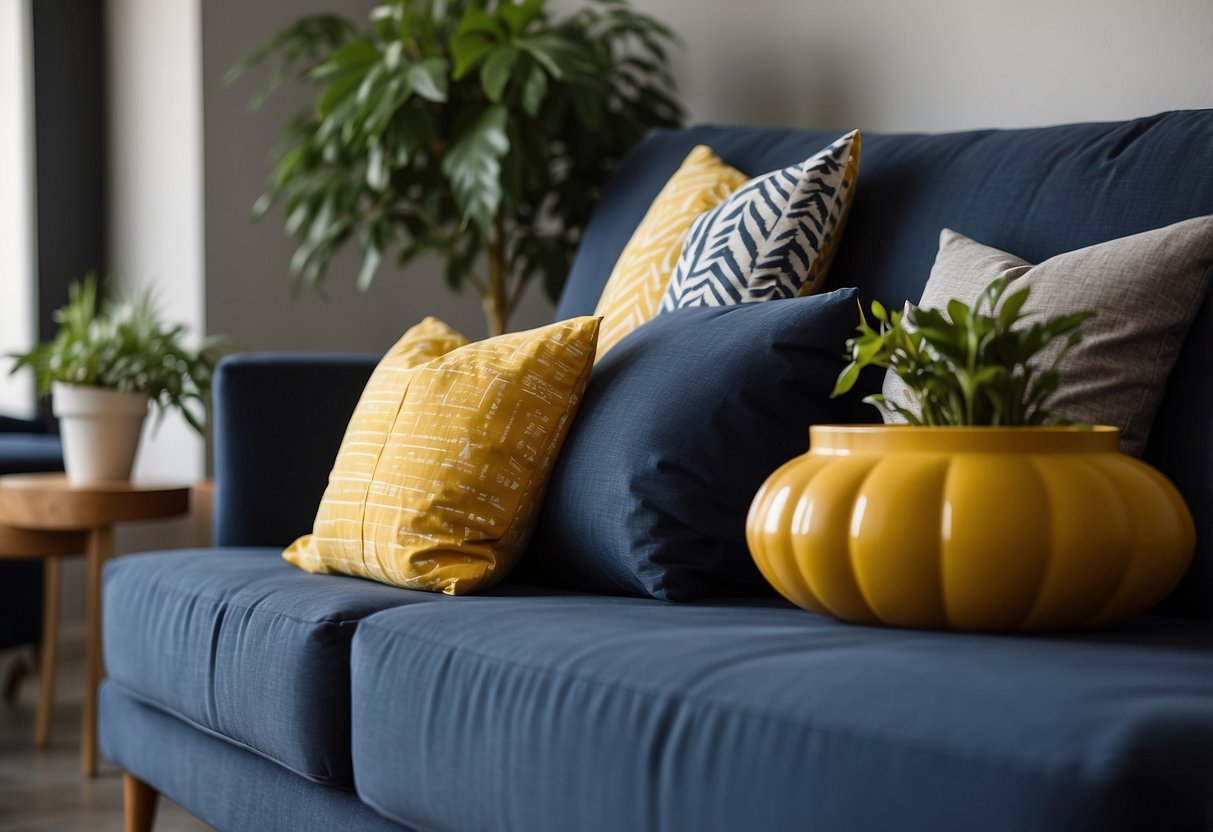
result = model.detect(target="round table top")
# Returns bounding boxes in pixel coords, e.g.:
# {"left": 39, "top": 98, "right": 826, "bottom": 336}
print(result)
{"left": 0, "top": 473, "right": 191, "bottom": 531}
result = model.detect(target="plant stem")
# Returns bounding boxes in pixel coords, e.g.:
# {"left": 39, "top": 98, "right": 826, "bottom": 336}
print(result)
{"left": 504, "top": 264, "right": 530, "bottom": 319}
{"left": 484, "top": 213, "right": 508, "bottom": 337}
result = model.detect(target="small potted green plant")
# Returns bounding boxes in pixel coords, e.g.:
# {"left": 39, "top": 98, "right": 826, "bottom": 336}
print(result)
{"left": 746, "top": 276, "right": 1195, "bottom": 632}
{"left": 9, "top": 276, "right": 228, "bottom": 483}
{"left": 229, "top": 0, "right": 684, "bottom": 335}
{"left": 831, "top": 272, "right": 1092, "bottom": 425}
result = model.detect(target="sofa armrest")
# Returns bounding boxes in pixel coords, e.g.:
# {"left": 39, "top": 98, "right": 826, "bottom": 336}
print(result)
{"left": 213, "top": 353, "right": 377, "bottom": 548}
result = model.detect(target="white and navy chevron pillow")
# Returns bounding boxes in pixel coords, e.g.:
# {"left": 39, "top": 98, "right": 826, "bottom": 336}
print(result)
{"left": 658, "top": 130, "right": 860, "bottom": 311}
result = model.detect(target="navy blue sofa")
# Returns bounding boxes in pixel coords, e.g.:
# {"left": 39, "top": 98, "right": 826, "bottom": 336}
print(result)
{"left": 100, "top": 112, "right": 1213, "bottom": 832}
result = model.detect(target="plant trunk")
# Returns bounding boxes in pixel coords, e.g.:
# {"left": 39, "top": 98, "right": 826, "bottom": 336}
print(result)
{"left": 483, "top": 293, "right": 507, "bottom": 338}
{"left": 484, "top": 215, "right": 508, "bottom": 337}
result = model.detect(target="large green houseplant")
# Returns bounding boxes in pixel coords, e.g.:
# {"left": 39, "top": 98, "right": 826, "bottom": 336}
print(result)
{"left": 231, "top": 0, "right": 684, "bottom": 335}
{"left": 9, "top": 276, "right": 227, "bottom": 482}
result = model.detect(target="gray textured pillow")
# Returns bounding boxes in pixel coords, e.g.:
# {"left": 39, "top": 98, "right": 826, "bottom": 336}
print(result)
{"left": 882, "top": 217, "right": 1213, "bottom": 455}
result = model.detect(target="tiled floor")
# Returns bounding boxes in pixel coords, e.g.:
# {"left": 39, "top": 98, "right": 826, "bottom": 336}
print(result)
{"left": 0, "top": 639, "right": 210, "bottom": 831}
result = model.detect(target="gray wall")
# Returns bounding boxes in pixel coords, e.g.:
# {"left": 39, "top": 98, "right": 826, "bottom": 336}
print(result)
{"left": 614, "top": 0, "right": 1213, "bottom": 133}
{"left": 201, "top": 0, "right": 1213, "bottom": 355}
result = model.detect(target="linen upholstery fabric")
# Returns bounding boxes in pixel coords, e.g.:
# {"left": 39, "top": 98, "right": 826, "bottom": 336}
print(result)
{"left": 881, "top": 221, "right": 1213, "bottom": 455}
{"left": 0, "top": 430, "right": 59, "bottom": 650}
{"left": 592, "top": 145, "right": 749, "bottom": 358}
{"left": 102, "top": 548, "right": 570, "bottom": 792}
{"left": 102, "top": 548, "right": 436, "bottom": 786}
{"left": 0, "top": 433, "right": 62, "bottom": 474}
{"left": 285, "top": 316, "right": 600, "bottom": 595}
{"left": 554, "top": 111, "right": 1213, "bottom": 620}
{"left": 350, "top": 598, "right": 1213, "bottom": 832}
{"left": 99, "top": 683, "right": 412, "bottom": 832}
{"left": 0, "top": 414, "right": 46, "bottom": 431}
{"left": 658, "top": 130, "right": 859, "bottom": 311}
{"left": 0, "top": 560, "right": 42, "bottom": 647}
{"left": 525, "top": 290, "right": 857, "bottom": 601}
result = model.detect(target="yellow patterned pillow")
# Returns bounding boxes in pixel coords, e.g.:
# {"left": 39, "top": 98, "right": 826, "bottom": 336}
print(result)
{"left": 592, "top": 145, "right": 749, "bottom": 358}
{"left": 284, "top": 315, "right": 600, "bottom": 594}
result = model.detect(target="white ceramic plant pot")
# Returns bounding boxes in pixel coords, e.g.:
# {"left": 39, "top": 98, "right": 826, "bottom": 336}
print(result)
{"left": 52, "top": 382, "right": 150, "bottom": 484}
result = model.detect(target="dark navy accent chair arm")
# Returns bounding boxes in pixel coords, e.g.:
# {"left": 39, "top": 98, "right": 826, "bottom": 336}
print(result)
{"left": 212, "top": 353, "right": 377, "bottom": 548}
{"left": 0, "top": 414, "right": 47, "bottom": 433}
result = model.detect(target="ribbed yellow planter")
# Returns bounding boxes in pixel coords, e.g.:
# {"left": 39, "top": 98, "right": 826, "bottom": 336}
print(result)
{"left": 745, "top": 425, "right": 1195, "bottom": 632}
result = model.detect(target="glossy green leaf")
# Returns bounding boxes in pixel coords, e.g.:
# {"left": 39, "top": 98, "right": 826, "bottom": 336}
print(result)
{"left": 309, "top": 39, "right": 378, "bottom": 81}
{"left": 284, "top": 199, "right": 312, "bottom": 235}
{"left": 520, "top": 61, "right": 548, "bottom": 115}
{"left": 270, "top": 144, "right": 309, "bottom": 188}
{"left": 315, "top": 68, "right": 365, "bottom": 118}
{"left": 997, "top": 286, "right": 1031, "bottom": 331}
{"left": 357, "top": 240, "right": 383, "bottom": 290}
{"left": 451, "top": 8, "right": 504, "bottom": 78}
{"left": 480, "top": 46, "right": 520, "bottom": 103}
{"left": 361, "top": 76, "right": 409, "bottom": 137}
{"left": 366, "top": 140, "right": 388, "bottom": 189}
{"left": 516, "top": 33, "right": 573, "bottom": 79}
{"left": 442, "top": 104, "right": 510, "bottom": 233}
{"left": 355, "top": 62, "right": 386, "bottom": 106}
{"left": 383, "top": 40, "right": 404, "bottom": 71}
{"left": 831, "top": 362, "right": 861, "bottom": 398}
{"left": 499, "top": 0, "right": 545, "bottom": 35}
{"left": 407, "top": 57, "right": 449, "bottom": 102}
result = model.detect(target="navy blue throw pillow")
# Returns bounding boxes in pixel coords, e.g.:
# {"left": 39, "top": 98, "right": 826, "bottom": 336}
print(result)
{"left": 524, "top": 288, "right": 860, "bottom": 601}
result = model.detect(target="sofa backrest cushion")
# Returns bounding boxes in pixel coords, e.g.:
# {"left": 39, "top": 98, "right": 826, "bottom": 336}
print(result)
{"left": 526, "top": 288, "right": 858, "bottom": 602}
{"left": 881, "top": 220, "right": 1213, "bottom": 456}
{"left": 556, "top": 110, "right": 1213, "bottom": 620}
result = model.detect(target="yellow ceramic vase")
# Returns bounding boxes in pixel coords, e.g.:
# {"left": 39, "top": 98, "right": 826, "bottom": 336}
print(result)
{"left": 745, "top": 425, "right": 1195, "bottom": 632}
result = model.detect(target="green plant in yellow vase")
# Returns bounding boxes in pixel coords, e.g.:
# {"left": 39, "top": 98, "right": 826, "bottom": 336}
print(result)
{"left": 832, "top": 273, "right": 1095, "bottom": 425}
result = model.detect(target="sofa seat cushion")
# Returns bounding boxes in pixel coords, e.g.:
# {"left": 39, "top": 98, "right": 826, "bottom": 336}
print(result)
{"left": 103, "top": 548, "right": 458, "bottom": 786}
{"left": 0, "top": 433, "right": 61, "bottom": 474}
{"left": 351, "top": 598, "right": 1213, "bottom": 832}
{"left": 98, "top": 682, "right": 410, "bottom": 832}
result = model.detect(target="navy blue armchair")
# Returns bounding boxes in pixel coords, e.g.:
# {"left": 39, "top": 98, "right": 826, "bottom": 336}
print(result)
{"left": 0, "top": 415, "right": 62, "bottom": 684}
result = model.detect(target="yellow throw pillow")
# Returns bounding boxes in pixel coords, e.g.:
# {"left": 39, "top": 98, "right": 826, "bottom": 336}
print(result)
{"left": 592, "top": 145, "right": 749, "bottom": 359}
{"left": 284, "top": 315, "right": 600, "bottom": 594}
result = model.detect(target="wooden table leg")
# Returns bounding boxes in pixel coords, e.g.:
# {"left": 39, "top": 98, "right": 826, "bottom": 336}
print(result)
{"left": 34, "top": 555, "right": 60, "bottom": 749}
{"left": 82, "top": 525, "right": 113, "bottom": 778}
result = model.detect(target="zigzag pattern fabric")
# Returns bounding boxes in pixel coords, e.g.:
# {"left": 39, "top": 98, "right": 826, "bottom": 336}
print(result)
{"left": 593, "top": 146, "right": 749, "bottom": 359}
{"left": 658, "top": 130, "right": 861, "bottom": 312}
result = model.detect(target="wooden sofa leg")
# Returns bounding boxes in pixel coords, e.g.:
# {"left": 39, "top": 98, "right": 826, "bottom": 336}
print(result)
{"left": 123, "top": 773, "right": 159, "bottom": 832}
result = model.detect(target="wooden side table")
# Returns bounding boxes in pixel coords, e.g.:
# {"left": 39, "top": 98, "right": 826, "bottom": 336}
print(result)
{"left": 0, "top": 473, "right": 190, "bottom": 777}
